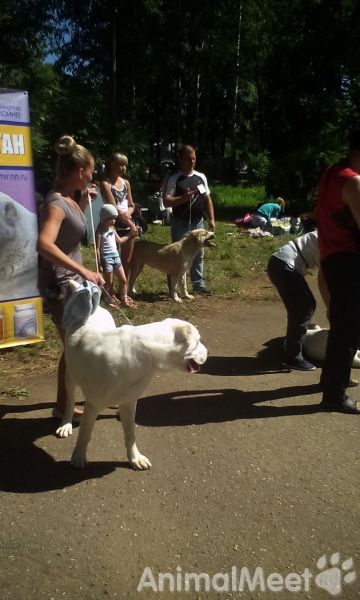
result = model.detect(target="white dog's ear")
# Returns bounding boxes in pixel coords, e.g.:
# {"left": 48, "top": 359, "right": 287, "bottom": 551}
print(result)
{"left": 68, "top": 279, "right": 82, "bottom": 293}
{"left": 174, "top": 323, "right": 196, "bottom": 345}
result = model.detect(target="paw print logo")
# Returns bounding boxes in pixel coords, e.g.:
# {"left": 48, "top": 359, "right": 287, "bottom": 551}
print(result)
{"left": 315, "top": 553, "right": 356, "bottom": 596}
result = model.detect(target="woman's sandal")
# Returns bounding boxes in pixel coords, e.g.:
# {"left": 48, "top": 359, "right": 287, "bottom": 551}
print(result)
{"left": 104, "top": 295, "right": 122, "bottom": 310}
{"left": 121, "top": 297, "right": 138, "bottom": 309}
{"left": 107, "top": 302, "right": 119, "bottom": 310}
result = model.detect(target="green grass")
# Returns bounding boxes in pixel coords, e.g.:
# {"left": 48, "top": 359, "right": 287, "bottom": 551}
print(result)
{"left": 211, "top": 184, "right": 265, "bottom": 219}
{"left": 82, "top": 219, "right": 289, "bottom": 319}
{"left": 0, "top": 385, "right": 29, "bottom": 399}
{"left": 134, "top": 182, "right": 265, "bottom": 220}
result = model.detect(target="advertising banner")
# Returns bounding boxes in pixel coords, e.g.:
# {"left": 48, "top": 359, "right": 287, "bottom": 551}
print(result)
{"left": 0, "top": 89, "right": 44, "bottom": 348}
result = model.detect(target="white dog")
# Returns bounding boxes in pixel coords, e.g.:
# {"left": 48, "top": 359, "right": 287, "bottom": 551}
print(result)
{"left": 56, "top": 280, "right": 208, "bottom": 470}
{"left": 304, "top": 325, "right": 360, "bottom": 367}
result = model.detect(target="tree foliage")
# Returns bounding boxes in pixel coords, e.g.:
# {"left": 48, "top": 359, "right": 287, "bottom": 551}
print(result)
{"left": 1, "top": 0, "right": 359, "bottom": 207}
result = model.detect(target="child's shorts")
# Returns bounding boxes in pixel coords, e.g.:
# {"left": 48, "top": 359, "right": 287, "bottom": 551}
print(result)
{"left": 101, "top": 254, "right": 122, "bottom": 273}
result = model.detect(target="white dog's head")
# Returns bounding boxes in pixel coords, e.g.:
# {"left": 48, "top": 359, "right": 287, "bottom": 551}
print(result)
{"left": 176, "top": 321, "right": 208, "bottom": 372}
{"left": 136, "top": 318, "right": 207, "bottom": 373}
{"left": 156, "top": 318, "right": 208, "bottom": 373}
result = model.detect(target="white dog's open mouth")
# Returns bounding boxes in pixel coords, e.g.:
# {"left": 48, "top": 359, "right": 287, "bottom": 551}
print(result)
{"left": 186, "top": 359, "right": 201, "bottom": 373}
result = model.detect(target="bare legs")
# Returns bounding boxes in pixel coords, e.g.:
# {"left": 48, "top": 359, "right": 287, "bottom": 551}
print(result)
{"left": 54, "top": 325, "right": 82, "bottom": 416}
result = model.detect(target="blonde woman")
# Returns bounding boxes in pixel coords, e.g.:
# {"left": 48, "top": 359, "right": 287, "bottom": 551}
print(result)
{"left": 38, "top": 135, "right": 104, "bottom": 419}
{"left": 100, "top": 153, "right": 138, "bottom": 281}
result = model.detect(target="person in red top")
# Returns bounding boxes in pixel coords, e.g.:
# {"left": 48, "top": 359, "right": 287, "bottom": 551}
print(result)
{"left": 316, "top": 129, "right": 360, "bottom": 413}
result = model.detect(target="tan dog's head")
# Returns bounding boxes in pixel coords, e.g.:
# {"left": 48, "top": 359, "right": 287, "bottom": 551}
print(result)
{"left": 186, "top": 229, "right": 216, "bottom": 249}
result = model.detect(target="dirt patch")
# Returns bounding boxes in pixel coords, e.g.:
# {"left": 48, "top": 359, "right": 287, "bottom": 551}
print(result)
{"left": 1, "top": 283, "right": 360, "bottom": 599}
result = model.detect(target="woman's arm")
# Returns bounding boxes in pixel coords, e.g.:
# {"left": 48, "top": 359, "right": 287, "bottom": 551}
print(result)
{"left": 343, "top": 175, "right": 360, "bottom": 228}
{"left": 100, "top": 180, "right": 117, "bottom": 208}
{"left": 117, "top": 180, "right": 137, "bottom": 232}
{"left": 115, "top": 229, "right": 137, "bottom": 246}
{"left": 38, "top": 205, "right": 104, "bottom": 285}
{"left": 124, "top": 179, "right": 135, "bottom": 213}
{"left": 77, "top": 184, "right": 98, "bottom": 212}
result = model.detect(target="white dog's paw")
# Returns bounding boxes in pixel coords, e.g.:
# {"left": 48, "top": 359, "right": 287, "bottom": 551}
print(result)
{"left": 56, "top": 423, "right": 73, "bottom": 438}
{"left": 70, "top": 452, "right": 87, "bottom": 469}
{"left": 185, "top": 294, "right": 194, "bottom": 301}
{"left": 130, "top": 453, "right": 152, "bottom": 470}
{"left": 174, "top": 296, "right": 183, "bottom": 303}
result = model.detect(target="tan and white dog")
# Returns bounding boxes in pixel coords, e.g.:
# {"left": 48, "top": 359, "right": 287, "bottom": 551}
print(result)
{"left": 304, "top": 325, "right": 360, "bottom": 367}
{"left": 56, "top": 280, "right": 208, "bottom": 469}
{"left": 128, "top": 229, "right": 215, "bottom": 302}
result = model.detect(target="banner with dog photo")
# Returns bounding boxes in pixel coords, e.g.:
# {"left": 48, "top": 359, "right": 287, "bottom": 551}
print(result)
{"left": 0, "top": 89, "right": 44, "bottom": 349}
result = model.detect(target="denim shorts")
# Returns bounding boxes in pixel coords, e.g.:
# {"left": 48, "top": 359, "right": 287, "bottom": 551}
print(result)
{"left": 101, "top": 254, "right": 122, "bottom": 273}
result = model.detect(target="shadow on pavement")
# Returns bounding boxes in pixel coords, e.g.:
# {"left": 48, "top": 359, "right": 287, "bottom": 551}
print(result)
{"left": 0, "top": 407, "right": 129, "bottom": 494}
{"left": 136, "top": 383, "right": 322, "bottom": 427}
{"left": 0, "top": 342, "right": 322, "bottom": 494}
{"left": 203, "top": 337, "right": 292, "bottom": 376}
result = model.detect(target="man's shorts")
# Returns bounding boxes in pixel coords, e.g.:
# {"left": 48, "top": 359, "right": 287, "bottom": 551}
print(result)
{"left": 101, "top": 254, "right": 122, "bottom": 273}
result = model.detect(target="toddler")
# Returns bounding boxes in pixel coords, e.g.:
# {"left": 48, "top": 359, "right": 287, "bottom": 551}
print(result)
{"left": 95, "top": 204, "right": 138, "bottom": 308}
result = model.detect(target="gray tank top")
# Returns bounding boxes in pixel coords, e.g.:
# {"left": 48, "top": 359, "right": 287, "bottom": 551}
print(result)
{"left": 38, "top": 193, "right": 87, "bottom": 288}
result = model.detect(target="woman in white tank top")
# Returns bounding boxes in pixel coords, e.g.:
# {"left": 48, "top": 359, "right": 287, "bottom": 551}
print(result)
{"left": 100, "top": 153, "right": 138, "bottom": 281}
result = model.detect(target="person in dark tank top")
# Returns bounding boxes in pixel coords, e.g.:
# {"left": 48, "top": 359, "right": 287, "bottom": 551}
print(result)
{"left": 316, "top": 129, "right": 360, "bottom": 414}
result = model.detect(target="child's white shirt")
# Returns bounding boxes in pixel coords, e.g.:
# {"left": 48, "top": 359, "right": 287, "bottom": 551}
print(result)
{"left": 100, "top": 227, "right": 119, "bottom": 256}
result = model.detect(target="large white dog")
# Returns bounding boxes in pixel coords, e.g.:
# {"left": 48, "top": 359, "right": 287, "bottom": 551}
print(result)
{"left": 303, "top": 325, "right": 360, "bottom": 367}
{"left": 56, "top": 281, "right": 208, "bottom": 469}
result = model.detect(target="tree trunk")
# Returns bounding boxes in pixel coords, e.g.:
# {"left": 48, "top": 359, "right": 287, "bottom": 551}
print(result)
{"left": 111, "top": 2, "right": 117, "bottom": 126}
{"left": 231, "top": 0, "right": 242, "bottom": 160}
